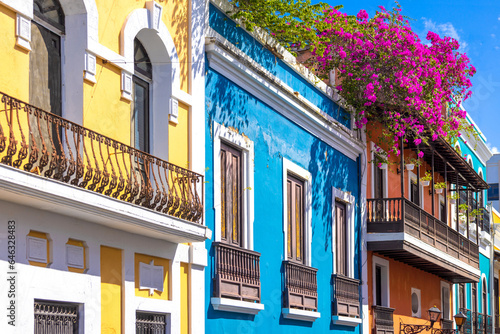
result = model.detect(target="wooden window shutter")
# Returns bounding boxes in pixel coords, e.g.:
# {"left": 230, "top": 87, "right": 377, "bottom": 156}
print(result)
{"left": 220, "top": 143, "right": 242, "bottom": 246}
{"left": 336, "top": 200, "right": 347, "bottom": 276}
{"left": 287, "top": 174, "right": 305, "bottom": 264}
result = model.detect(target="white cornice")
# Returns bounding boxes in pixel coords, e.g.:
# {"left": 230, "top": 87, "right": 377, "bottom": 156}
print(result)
{"left": 205, "top": 35, "right": 364, "bottom": 161}
{"left": 0, "top": 164, "right": 211, "bottom": 243}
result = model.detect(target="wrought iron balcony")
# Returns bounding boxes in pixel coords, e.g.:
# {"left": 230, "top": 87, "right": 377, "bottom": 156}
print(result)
{"left": 283, "top": 261, "right": 318, "bottom": 311}
{"left": 367, "top": 197, "right": 479, "bottom": 283}
{"left": 213, "top": 242, "right": 261, "bottom": 302}
{"left": 332, "top": 274, "right": 360, "bottom": 318}
{"left": 0, "top": 92, "right": 203, "bottom": 224}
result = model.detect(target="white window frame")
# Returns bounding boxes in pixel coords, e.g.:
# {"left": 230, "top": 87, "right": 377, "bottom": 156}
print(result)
{"left": 282, "top": 158, "right": 312, "bottom": 266}
{"left": 332, "top": 187, "right": 355, "bottom": 278}
{"left": 411, "top": 287, "right": 422, "bottom": 318}
{"left": 372, "top": 255, "right": 390, "bottom": 307}
{"left": 408, "top": 171, "right": 424, "bottom": 209}
{"left": 441, "top": 281, "right": 451, "bottom": 320}
{"left": 370, "top": 142, "right": 388, "bottom": 198}
{"left": 213, "top": 121, "right": 254, "bottom": 249}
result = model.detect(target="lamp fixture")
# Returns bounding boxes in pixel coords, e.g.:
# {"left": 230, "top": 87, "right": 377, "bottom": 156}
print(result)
{"left": 400, "top": 307, "right": 466, "bottom": 334}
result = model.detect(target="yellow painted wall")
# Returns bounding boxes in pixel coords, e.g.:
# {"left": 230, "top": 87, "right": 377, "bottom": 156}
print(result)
{"left": 66, "top": 239, "right": 87, "bottom": 274}
{"left": 84, "top": 59, "right": 131, "bottom": 145}
{"left": 0, "top": 5, "right": 29, "bottom": 100}
{"left": 101, "top": 246, "right": 123, "bottom": 334}
{"left": 134, "top": 253, "right": 170, "bottom": 300}
{"left": 180, "top": 262, "right": 190, "bottom": 334}
{"left": 169, "top": 102, "right": 190, "bottom": 169}
{"left": 95, "top": 0, "right": 190, "bottom": 92}
{"left": 27, "top": 231, "right": 50, "bottom": 268}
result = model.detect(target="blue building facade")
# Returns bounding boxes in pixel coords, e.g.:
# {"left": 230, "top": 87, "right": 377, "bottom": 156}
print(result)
{"left": 204, "top": 1, "right": 365, "bottom": 332}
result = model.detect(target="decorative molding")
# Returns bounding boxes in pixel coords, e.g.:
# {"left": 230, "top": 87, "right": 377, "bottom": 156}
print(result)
{"left": 139, "top": 260, "right": 164, "bottom": 295}
{"left": 211, "top": 297, "right": 264, "bottom": 315}
{"left": 332, "top": 187, "right": 356, "bottom": 278}
{"left": 282, "top": 158, "right": 312, "bottom": 265}
{"left": 206, "top": 37, "right": 364, "bottom": 161}
{"left": 146, "top": 1, "right": 163, "bottom": 30}
{"left": 27, "top": 236, "right": 47, "bottom": 263}
{"left": 84, "top": 52, "right": 97, "bottom": 83}
{"left": 16, "top": 13, "right": 31, "bottom": 51}
{"left": 331, "top": 315, "right": 362, "bottom": 327}
{"left": 121, "top": 71, "right": 133, "bottom": 101}
{"left": 282, "top": 308, "right": 321, "bottom": 322}
{"left": 66, "top": 244, "right": 85, "bottom": 269}
{"left": 0, "top": 164, "right": 211, "bottom": 244}
{"left": 169, "top": 97, "right": 179, "bottom": 124}
{"left": 213, "top": 122, "right": 255, "bottom": 249}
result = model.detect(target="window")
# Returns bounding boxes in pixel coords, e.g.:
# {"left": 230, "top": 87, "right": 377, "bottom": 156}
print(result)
{"left": 439, "top": 196, "right": 446, "bottom": 223}
{"left": 220, "top": 142, "right": 242, "bottom": 246}
{"left": 482, "top": 278, "right": 488, "bottom": 315}
{"left": 372, "top": 255, "right": 390, "bottom": 307}
{"left": 136, "top": 312, "right": 167, "bottom": 334}
{"left": 34, "top": 300, "right": 78, "bottom": 334}
{"left": 411, "top": 288, "right": 422, "bottom": 318}
{"left": 335, "top": 200, "right": 347, "bottom": 275}
{"left": 370, "top": 142, "right": 387, "bottom": 200}
{"left": 441, "top": 282, "right": 450, "bottom": 320}
{"left": 459, "top": 283, "right": 465, "bottom": 311}
{"left": 472, "top": 283, "right": 478, "bottom": 314}
{"left": 132, "top": 38, "right": 152, "bottom": 154}
{"left": 488, "top": 183, "right": 499, "bottom": 201}
{"left": 282, "top": 158, "right": 311, "bottom": 265}
{"left": 408, "top": 172, "right": 423, "bottom": 208}
{"left": 287, "top": 174, "right": 305, "bottom": 263}
{"left": 213, "top": 122, "right": 254, "bottom": 249}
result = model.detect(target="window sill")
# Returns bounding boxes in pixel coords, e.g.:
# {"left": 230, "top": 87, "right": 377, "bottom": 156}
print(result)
{"left": 211, "top": 298, "right": 264, "bottom": 315}
{"left": 282, "top": 308, "right": 321, "bottom": 322}
{"left": 332, "top": 315, "right": 362, "bottom": 327}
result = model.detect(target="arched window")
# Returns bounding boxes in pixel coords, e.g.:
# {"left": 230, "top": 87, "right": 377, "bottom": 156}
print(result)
{"left": 30, "top": 0, "right": 65, "bottom": 117}
{"left": 132, "top": 38, "right": 152, "bottom": 153}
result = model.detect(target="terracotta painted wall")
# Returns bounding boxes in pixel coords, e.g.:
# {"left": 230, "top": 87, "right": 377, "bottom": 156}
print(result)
{"left": 367, "top": 252, "right": 449, "bottom": 333}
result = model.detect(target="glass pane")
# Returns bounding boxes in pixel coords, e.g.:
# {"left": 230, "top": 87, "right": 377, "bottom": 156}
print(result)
{"left": 133, "top": 81, "right": 148, "bottom": 152}
{"left": 134, "top": 39, "right": 152, "bottom": 79}
{"left": 295, "top": 184, "right": 302, "bottom": 260}
{"left": 220, "top": 150, "right": 226, "bottom": 240}
{"left": 34, "top": 0, "right": 65, "bottom": 29}
{"left": 232, "top": 154, "right": 239, "bottom": 244}
{"left": 287, "top": 180, "right": 292, "bottom": 258}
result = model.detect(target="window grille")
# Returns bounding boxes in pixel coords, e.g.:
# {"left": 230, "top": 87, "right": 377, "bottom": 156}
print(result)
{"left": 136, "top": 312, "right": 167, "bottom": 334}
{"left": 34, "top": 301, "right": 78, "bottom": 334}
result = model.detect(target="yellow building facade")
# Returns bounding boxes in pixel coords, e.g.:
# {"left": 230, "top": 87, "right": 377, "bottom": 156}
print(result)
{"left": 0, "top": 0, "right": 208, "bottom": 333}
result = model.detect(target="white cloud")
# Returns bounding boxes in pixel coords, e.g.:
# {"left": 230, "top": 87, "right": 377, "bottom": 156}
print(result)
{"left": 487, "top": 142, "right": 499, "bottom": 154}
{"left": 492, "top": 34, "right": 496, "bottom": 38}
{"left": 421, "top": 18, "right": 468, "bottom": 51}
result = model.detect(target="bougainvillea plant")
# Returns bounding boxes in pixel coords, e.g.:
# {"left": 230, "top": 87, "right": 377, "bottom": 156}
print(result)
{"left": 229, "top": 1, "right": 477, "bottom": 162}
{"left": 309, "top": 4, "right": 476, "bottom": 160}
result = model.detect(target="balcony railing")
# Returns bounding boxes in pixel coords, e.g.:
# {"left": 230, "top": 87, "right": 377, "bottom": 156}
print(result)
{"left": 213, "top": 242, "right": 261, "bottom": 302}
{"left": 461, "top": 309, "right": 493, "bottom": 334}
{"left": 332, "top": 274, "right": 360, "bottom": 318}
{"left": 367, "top": 197, "right": 479, "bottom": 269}
{"left": 478, "top": 207, "right": 490, "bottom": 233}
{"left": 0, "top": 91, "right": 203, "bottom": 223}
{"left": 495, "top": 315, "right": 500, "bottom": 334}
{"left": 373, "top": 305, "right": 395, "bottom": 334}
{"left": 283, "top": 261, "right": 318, "bottom": 311}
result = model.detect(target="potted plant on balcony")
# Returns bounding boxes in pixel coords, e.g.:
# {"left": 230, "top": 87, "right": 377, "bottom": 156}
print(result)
{"left": 458, "top": 203, "right": 469, "bottom": 214}
{"left": 420, "top": 172, "right": 432, "bottom": 187}
{"left": 405, "top": 158, "right": 420, "bottom": 171}
{"left": 434, "top": 182, "right": 447, "bottom": 194}
{"left": 448, "top": 192, "right": 459, "bottom": 204}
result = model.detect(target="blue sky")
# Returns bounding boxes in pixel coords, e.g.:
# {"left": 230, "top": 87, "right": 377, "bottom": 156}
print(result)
{"left": 320, "top": 0, "right": 500, "bottom": 152}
